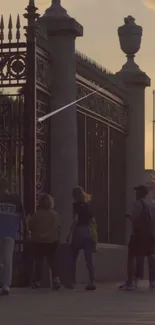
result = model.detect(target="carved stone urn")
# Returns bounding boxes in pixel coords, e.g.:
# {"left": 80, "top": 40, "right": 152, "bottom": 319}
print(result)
{"left": 118, "top": 16, "right": 142, "bottom": 71}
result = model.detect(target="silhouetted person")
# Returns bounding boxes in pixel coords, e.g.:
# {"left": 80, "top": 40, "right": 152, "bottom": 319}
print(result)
{"left": 67, "top": 186, "right": 97, "bottom": 291}
{"left": 0, "top": 178, "right": 25, "bottom": 295}
{"left": 119, "top": 185, "right": 155, "bottom": 290}
{"left": 29, "top": 194, "right": 61, "bottom": 290}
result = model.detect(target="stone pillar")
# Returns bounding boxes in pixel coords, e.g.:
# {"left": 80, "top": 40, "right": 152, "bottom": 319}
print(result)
{"left": 116, "top": 16, "right": 150, "bottom": 240}
{"left": 39, "top": 0, "right": 83, "bottom": 242}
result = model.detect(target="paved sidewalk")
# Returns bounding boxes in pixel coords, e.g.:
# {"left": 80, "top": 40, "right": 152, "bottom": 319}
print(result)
{"left": 1, "top": 282, "right": 155, "bottom": 325}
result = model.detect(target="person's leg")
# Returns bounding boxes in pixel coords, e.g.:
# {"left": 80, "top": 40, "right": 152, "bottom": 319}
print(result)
{"left": 46, "top": 242, "right": 61, "bottom": 290}
{"left": 0, "top": 237, "right": 15, "bottom": 294}
{"left": 135, "top": 256, "right": 144, "bottom": 280}
{"left": 127, "top": 251, "right": 135, "bottom": 284}
{"left": 148, "top": 254, "right": 155, "bottom": 287}
{"left": 32, "top": 243, "right": 44, "bottom": 288}
{"left": 147, "top": 237, "right": 155, "bottom": 288}
{"left": 23, "top": 241, "right": 34, "bottom": 287}
{"left": 70, "top": 245, "right": 80, "bottom": 287}
{"left": 133, "top": 256, "right": 144, "bottom": 288}
{"left": 119, "top": 247, "right": 135, "bottom": 290}
{"left": 83, "top": 239, "right": 96, "bottom": 290}
{"left": 0, "top": 238, "right": 4, "bottom": 288}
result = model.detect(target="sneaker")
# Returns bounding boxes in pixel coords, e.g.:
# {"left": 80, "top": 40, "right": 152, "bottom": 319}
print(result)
{"left": 31, "top": 281, "right": 41, "bottom": 289}
{"left": 52, "top": 277, "right": 61, "bottom": 291}
{"left": 85, "top": 283, "right": 96, "bottom": 291}
{"left": 1, "top": 285, "right": 10, "bottom": 296}
{"left": 133, "top": 278, "right": 139, "bottom": 289}
{"left": 118, "top": 282, "right": 135, "bottom": 291}
{"left": 149, "top": 282, "right": 155, "bottom": 289}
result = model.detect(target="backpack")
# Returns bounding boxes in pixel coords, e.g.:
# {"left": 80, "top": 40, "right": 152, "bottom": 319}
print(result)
{"left": 133, "top": 200, "right": 153, "bottom": 237}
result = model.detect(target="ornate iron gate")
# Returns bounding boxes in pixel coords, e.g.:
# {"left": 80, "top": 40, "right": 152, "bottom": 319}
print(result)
{"left": 24, "top": 2, "right": 51, "bottom": 214}
{"left": 76, "top": 79, "right": 128, "bottom": 244}
{"left": 0, "top": 15, "right": 26, "bottom": 198}
{"left": 0, "top": 94, "right": 24, "bottom": 196}
{"left": 0, "top": 2, "right": 51, "bottom": 285}
{"left": 0, "top": 2, "right": 51, "bottom": 213}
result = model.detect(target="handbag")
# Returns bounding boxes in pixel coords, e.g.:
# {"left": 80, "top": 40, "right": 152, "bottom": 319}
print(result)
{"left": 89, "top": 217, "right": 98, "bottom": 245}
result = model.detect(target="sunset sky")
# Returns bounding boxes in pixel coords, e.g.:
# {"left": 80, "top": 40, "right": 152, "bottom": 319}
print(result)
{"left": 1, "top": 0, "right": 155, "bottom": 168}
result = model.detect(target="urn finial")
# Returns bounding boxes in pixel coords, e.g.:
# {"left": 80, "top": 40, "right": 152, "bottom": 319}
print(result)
{"left": 43, "top": 0, "right": 68, "bottom": 18}
{"left": 118, "top": 16, "right": 142, "bottom": 71}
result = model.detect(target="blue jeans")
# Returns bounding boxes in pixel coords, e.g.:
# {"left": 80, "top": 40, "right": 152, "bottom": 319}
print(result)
{"left": 71, "top": 226, "right": 95, "bottom": 284}
{"left": 0, "top": 237, "right": 15, "bottom": 288}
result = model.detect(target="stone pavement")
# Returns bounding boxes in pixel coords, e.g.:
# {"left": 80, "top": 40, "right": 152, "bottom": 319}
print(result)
{"left": 1, "top": 282, "right": 155, "bottom": 325}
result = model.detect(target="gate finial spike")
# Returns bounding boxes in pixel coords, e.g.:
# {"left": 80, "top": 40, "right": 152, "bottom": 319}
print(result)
{"left": 16, "top": 14, "right": 21, "bottom": 42}
{"left": 8, "top": 15, "right": 13, "bottom": 42}
{"left": 0, "top": 15, "right": 4, "bottom": 42}
{"left": 24, "top": 0, "right": 40, "bottom": 41}
{"left": 0, "top": 15, "right": 4, "bottom": 44}
{"left": 1, "top": 15, "right": 4, "bottom": 29}
{"left": 16, "top": 14, "right": 21, "bottom": 29}
{"left": 8, "top": 15, "right": 13, "bottom": 29}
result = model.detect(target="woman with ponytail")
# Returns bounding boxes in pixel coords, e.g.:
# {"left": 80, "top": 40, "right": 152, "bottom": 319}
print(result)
{"left": 67, "top": 186, "right": 97, "bottom": 290}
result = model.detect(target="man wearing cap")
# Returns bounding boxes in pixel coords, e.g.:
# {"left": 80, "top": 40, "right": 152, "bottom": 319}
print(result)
{"left": 0, "top": 178, "right": 25, "bottom": 295}
{"left": 119, "top": 185, "right": 155, "bottom": 291}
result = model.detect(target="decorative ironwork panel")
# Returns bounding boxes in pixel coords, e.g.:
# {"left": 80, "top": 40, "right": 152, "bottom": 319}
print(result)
{"left": 0, "top": 94, "right": 24, "bottom": 195}
{"left": 86, "top": 116, "right": 108, "bottom": 243}
{"left": 36, "top": 46, "right": 51, "bottom": 94}
{"left": 109, "top": 128, "right": 126, "bottom": 245}
{"left": 0, "top": 50, "right": 26, "bottom": 87}
{"left": 77, "top": 82, "right": 128, "bottom": 130}
{"left": 36, "top": 94, "right": 50, "bottom": 202}
{"left": 0, "top": 14, "right": 26, "bottom": 87}
{"left": 0, "top": 94, "right": 24, "bottom": 249}
{"left": 77, "top": 111, "right": 86, "bottom": 190}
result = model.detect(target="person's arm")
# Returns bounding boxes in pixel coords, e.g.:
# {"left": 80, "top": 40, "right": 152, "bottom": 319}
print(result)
{"left": 66, "top": 214, "right": 78, "bottom": 242}
{"left": 56, "top": 213, "right": 61, "bottom": 243}
{"left": 66, "top": 203, "right": 78, "bottom": 242}
{"left": 18, "top": 198, "right": 30, "bottom": 238}
{"left": 130, "top": 201, "right": 142, "bottom": 231}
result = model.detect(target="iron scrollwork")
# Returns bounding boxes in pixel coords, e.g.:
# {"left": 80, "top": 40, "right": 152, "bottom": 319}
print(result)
{"left": 36, "top": 49, "right": 51, "bottom": 93}
{"left": 0, "top": 51, "right": 26, "bottom": 86}
{"left": 76, "top": 82, "right": 128, "bottom": 130}
{"left": 36, "top": 100, "right": 49, "bottom": 199}
{"left": 0, "top": 95, "right": 24, "bottom": 194}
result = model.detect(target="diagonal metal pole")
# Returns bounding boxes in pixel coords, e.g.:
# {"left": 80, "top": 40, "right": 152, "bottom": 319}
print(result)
{"left": 38, "top": 86, "right": 104, "bottom": 122}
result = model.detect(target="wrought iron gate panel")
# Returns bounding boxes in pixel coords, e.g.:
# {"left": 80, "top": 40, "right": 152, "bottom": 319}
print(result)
{"left": 86, "top": 116, "right": 108, "bottom": 243}
{"left": 36, "top": 45, "right": 51, "bottom": 202}
{"left": 0, "top": 15, "right": 26, "bottom": 199}
{"left": 36, "top": 94, "right": 50, "bottom": 202}
{"left": 109, "top": 127, "right": 126, "bottom": 245}
{"left": 77, "top": 111, "right": 86, "bottom": 190}
{"left": 0, "top": 94, "right": 24, "bottom": 196}
{"left": 76, "top": 80, "right": 128, "bottom": 130}
{"left": 86, "top": 116, "right": 94, "bottom": 195}
{"left": 76, "top": 79, "right": 128, "bottom": 244}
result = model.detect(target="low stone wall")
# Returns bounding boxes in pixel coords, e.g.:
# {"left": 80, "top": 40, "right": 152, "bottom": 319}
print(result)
{"left": 59, "top": 243, "right": 148, "bottom": 284}
{"left": 76, "top": 244, "right": 127, "bottom": 283}
{"left": 12, "top": 243, "right": 149, "bottom": 287}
